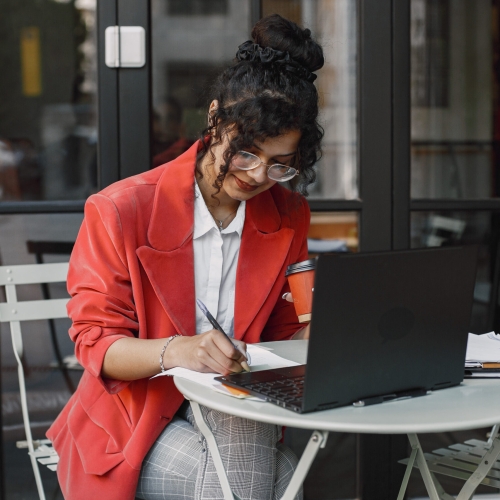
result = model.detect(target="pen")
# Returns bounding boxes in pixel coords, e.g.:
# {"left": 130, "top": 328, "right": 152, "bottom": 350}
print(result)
{"left": 196, "top": 298, "right": 251, "bottom": 372}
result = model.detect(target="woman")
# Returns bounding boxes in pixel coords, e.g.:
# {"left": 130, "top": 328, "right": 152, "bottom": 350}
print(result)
{"left": 47, "top": 14, "right": 324, "bottom": 500}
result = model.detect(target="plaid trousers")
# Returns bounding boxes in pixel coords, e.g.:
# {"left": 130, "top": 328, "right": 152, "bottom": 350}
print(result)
{"left": 136, "top": 401, "right": 302, "bottom": 500}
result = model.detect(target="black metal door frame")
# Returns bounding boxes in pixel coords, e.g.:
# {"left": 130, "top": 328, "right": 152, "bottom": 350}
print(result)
{"left": 97, "top": 0, "right": 119, "bottom": 188}
{"left": 357, "top": 1, "right": 411, "bottom": 497}
{"left": 98, "top": 0, "right": 152, "bottom": 187}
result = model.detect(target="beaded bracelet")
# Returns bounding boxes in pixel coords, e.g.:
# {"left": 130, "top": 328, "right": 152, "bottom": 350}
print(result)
{"left": 159, "top": 334, "right": 181, "bottom": 373}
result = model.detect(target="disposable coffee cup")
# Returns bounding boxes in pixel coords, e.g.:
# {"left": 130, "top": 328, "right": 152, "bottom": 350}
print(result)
{"left": 285, "top": 259, "right": 316, "bottom": 323}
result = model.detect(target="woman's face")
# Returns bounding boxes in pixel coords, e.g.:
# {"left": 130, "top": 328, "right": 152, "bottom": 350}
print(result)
{"left": 209, "top": 129, "right": 301, "bottom": 203}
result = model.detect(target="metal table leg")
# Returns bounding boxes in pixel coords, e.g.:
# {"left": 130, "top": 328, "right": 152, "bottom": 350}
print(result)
{"left": 190, "top": 401, "right": 241, "bottom": 500}
{"left": 430, "top": 473, "right": 455, "bottom": 500}
{"left": 397, "top": 447, "right": 418, "bottom": 500}
{"left": 406, "top": 434, "right": 442, "bottom": 500}
{"left": 189, "top": 401, "right": 328, "bottom": 500}
{"left": 456, "top": 436, "right": 500, "bottom": 500}
{"left": 397, "top": 437, "right": 453, "bottom": 500}
{"left": 279, "top": 429, "right": 329, "bottom": 500}
{"left": 486, "top": 424, "right": 499, "bottom": 447}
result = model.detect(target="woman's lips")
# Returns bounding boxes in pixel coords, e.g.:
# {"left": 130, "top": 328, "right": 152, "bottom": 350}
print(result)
{"left": 234, "top": 175, "right": 259, "bottom": 192}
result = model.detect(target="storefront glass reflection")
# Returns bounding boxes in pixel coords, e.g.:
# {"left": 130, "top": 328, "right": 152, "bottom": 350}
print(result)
{"left": 151, "top": 0, "right": 358, "bottom": 199}
{"left": 411, "top": 0, "right": 499, "bottom": 199}
{"left": 411, "top": 210, "right": 500, "bottom": 332}
{"left": 0, "top": 0, "right": 97, "bottom": 202}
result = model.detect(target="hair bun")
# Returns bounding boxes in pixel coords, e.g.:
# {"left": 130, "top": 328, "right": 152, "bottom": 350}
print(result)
{"left": 235, "top": 40, "right": 317, "bottom": 82}
{"left": 251, "top": 14, "right": 324, "bottom": 73}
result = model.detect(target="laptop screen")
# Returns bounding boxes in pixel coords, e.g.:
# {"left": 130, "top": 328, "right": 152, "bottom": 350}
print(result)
{"left": 303, "top": 246, "right": 478, "bottom": 412}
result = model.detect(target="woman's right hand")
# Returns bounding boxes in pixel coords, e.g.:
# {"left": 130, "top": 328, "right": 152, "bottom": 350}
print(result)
{"left": 164, "top": 330, "right": 249, "bottom": 375}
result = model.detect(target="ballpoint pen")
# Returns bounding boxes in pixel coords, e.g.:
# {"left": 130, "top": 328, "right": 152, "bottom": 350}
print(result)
{"left": 196, "top": 298, "right": 251, "bottom": 372}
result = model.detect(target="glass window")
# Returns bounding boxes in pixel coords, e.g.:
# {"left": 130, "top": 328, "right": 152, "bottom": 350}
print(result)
{"left": 411, "top": 210, "right": 500, "bottom": 333}
{"left": 308, "top": 212, "right": 359, "bottom": 253}
{"left": 263, "top": 0, "right": 358, "bottom": 200}
{"left": 411, "top": 0, "right": 497, "bottom": 199}
{"left": 152, "top": 0, "right": 358, "bottom": 200}
{"left": 0, "top": 0, "right": 97, "bottom": 202}
{"left": 151, "top": 0, "right": 252, "bottom": 168}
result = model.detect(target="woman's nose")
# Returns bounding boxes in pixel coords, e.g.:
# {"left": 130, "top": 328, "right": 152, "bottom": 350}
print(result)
{"left": 246, "top": 163, "right": 268, "bottom": 183}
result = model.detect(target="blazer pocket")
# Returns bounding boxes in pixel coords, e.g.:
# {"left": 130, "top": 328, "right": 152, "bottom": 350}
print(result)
{"left": 67, "top": 398, "right": 126, "bottom": 476}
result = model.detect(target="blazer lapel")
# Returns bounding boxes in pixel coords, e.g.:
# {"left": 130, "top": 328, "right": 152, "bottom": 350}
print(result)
{"left": 234, "top": 189, "right": 295, "bottom": 340}
{"left": 136, "top": 142, "right": 200, "bottom": 337}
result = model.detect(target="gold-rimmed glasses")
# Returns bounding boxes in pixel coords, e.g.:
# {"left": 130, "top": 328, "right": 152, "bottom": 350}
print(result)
{"left": 231, "top": 151, "right": 299, "bottom": 182}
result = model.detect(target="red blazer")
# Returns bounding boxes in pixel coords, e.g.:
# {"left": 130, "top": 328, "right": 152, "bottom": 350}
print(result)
{"left": 47, "top": 141, "right": 310, "bottom": 500}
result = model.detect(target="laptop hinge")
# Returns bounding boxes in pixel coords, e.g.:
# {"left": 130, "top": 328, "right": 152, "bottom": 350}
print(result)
{"left": 352, "top": 388, "right": 428, "bottom": 407}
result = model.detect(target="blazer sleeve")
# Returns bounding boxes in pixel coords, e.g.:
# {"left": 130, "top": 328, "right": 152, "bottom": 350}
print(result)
{"left": 260, "top": 196, "right": 310, "bottom": 342}
{"left": 67, "top": 194, "right": 137, "bottom": 394}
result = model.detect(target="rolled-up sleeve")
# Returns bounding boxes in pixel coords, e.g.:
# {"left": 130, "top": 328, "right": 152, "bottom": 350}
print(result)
{"left": 67, "top": 194, "right": 137, "bottom": 394}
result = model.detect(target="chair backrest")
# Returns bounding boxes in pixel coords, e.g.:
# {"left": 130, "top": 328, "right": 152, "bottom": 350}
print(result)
{"left": 0, "top": 263, "right": 69, "bottom": 355}
{"left": 0, "top": 262, "right": 69, "bottom": 318}
{"left": 425, "top": 215, "right": 466, "bottom": 247}
{"left": 0, "top": 262, "right": 69, "bottom": 500}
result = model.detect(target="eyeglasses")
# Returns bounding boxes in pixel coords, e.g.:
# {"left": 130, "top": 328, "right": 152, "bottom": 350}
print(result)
{"left": 230, "top": 151, "right": 299, "bottom": 182}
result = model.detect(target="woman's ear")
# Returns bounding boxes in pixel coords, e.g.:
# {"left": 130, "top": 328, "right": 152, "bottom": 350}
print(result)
{"left": 209, "top": 100, "right": 219, "bottom": 113}
{"left": 207, "top": 100, "right": 219, "bottom": 127}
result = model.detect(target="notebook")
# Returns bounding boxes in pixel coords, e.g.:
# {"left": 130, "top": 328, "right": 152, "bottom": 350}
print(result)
{"left": 216, "top": 246, "right": 478, "bottom": 413}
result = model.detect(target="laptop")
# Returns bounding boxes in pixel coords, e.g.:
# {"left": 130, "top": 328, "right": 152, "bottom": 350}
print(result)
{"left": 216, "top": 246, "right": 478, "bottom": 413}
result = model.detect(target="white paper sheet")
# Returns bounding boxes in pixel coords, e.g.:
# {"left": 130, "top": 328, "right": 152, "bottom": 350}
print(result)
{"left": 466, "top": 332, "right": 500, "bottom": 362}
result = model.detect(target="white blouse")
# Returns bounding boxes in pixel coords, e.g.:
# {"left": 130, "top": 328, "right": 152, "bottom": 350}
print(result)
{"left": 193, "top": 181, "right": 246, "bottom": 337}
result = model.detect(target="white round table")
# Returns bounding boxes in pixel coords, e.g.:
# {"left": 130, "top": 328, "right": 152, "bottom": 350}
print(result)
{"left": 174, "top": 340, "right": 500, "bottom": 500}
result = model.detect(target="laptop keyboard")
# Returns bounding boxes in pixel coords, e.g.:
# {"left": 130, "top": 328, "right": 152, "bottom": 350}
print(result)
{"left": 244, "top": 375, "right": 305, "bottom": 407}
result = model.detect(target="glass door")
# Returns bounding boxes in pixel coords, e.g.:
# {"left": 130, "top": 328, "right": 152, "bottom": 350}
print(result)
{"left": 410, "top": 0, "right": 500, "bottom": 333}
{"left": 261, "top": 1, "right": 360, "bottom": 255}
{"left": 151, "top": 0, "right": 255, "bottom": 168}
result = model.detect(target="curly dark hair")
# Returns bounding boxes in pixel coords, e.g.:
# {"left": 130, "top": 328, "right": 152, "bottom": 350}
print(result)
{"left": 198, "top": 14, "right": 324, "bottom": 196}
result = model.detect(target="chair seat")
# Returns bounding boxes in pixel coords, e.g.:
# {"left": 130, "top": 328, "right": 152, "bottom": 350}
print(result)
{"left": 49, "top": 354, "right": 83, "bottom": 370}
{"left": 399, "top": 438, "right": 500, "bottom": 490}
{"left": 17, "top": 439, "right": 59, "bottom": 471}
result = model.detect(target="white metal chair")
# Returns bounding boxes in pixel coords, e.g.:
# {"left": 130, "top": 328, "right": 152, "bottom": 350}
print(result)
{"left": 398, "top": 424, "right": 500, "bottom": 499}
{"left": 0, "top": 262, "right": 70, "bottom": 500}
{"left": 425, "top": 215, "right": 466, "bottom": 247}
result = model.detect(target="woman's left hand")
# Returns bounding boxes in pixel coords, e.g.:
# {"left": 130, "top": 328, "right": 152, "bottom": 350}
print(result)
{"left": 282, "top": 292, "right": 310, "bottom": 339}
{"left": 292, "top": 323, "right": 310, "bottom": 340}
